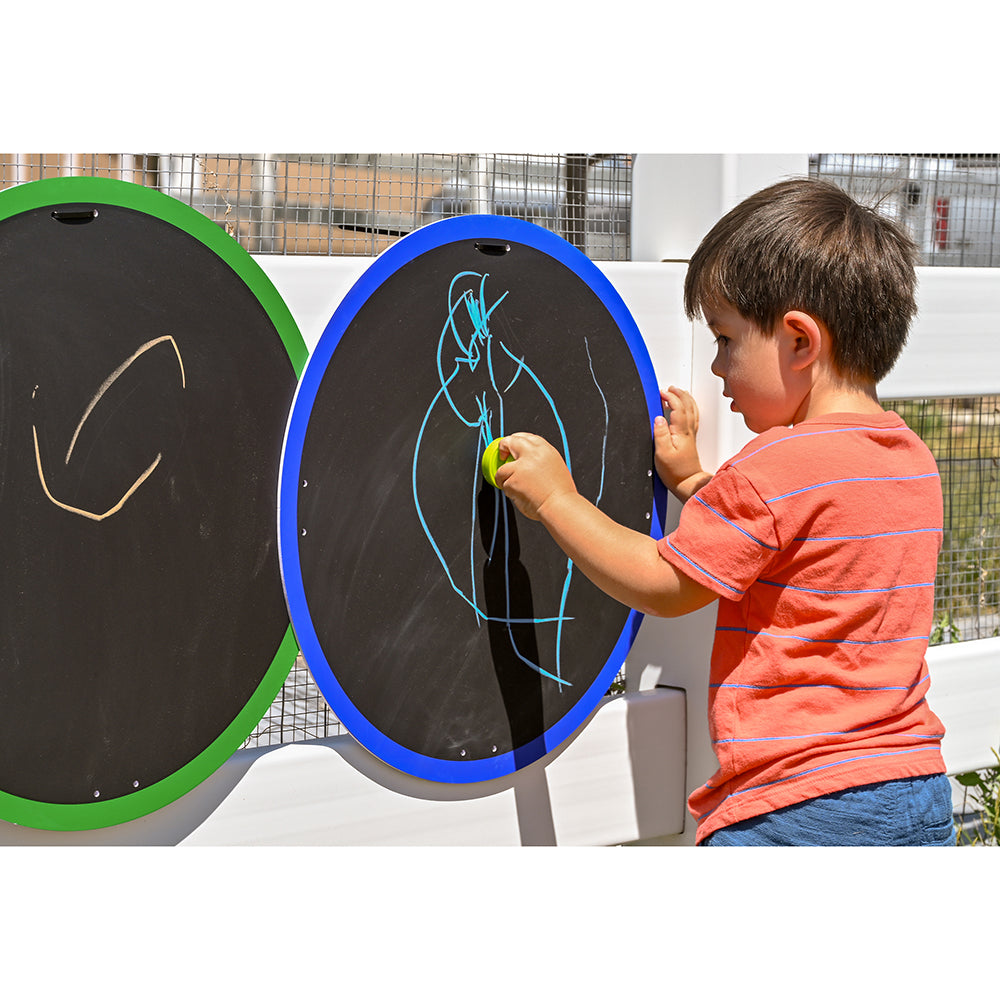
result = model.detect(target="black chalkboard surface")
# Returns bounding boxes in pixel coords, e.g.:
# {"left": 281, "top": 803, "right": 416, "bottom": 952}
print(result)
{"left": 280, "top": 216, "right": 666, "bottom": 783}
{"left": 0, "top": 178, "right": 306, "bottom": 829}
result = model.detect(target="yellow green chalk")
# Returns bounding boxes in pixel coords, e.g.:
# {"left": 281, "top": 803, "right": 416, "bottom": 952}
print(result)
{"left": 481, "top": 437, "right": 511, "bottom": 488}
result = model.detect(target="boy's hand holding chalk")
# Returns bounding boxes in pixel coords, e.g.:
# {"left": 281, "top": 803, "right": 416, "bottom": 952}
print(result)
{"left": 488, "top": 433, "right": 578, "bottom": 522}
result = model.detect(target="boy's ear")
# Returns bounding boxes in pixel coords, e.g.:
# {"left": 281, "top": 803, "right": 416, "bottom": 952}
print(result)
{"left": 780, "top": 310, "right": 824, "bottom": 371}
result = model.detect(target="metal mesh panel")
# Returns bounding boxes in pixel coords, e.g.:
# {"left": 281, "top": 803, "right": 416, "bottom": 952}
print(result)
{"left": 885, "top": 396, "right": 1000, "bottom": 644}
{"left": 0, "top": 153, "right": 632, "bottom": 261}
{"left": 810, "top": 154, "right": 1000, "bottom": 266}
{"left": 248, "top": 654, "right": 343, "bottom": 746}
{"left": 11, "top": 153, "right": 1000, "bottom": 266}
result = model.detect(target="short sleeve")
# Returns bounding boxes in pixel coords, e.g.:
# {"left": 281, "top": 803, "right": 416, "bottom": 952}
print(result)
{"left": 657, "top": 466, "right": 779, "bottom": 600}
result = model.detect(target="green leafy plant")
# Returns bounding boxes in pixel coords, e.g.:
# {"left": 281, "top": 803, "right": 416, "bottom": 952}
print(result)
{"left": 605, "top": 670, "right": 626, "bottom": 696}
{"left": 954, "top": 748, "right": 1000, "bottom": 846}
{"left": 930, "top": 612, "right": 962, "bottom": 645}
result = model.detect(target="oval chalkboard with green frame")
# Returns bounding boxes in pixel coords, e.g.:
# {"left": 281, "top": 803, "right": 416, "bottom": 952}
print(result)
{"left": 0, "top": 176, "right": 307, "bottom": 830}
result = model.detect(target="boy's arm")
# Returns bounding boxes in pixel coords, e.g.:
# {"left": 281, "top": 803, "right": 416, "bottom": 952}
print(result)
{"left": 655, "top": 386, "right": 713, "bottom": 502}
{"left": 494, "top": 433, "right": 717, "bottom": 619}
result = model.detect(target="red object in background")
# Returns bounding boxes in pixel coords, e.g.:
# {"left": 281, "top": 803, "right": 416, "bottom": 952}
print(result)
{"left": 933, "top": 197, "right": 950, "bottom": 250}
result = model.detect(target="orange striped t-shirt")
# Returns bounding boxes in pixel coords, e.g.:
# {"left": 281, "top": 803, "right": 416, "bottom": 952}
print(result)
{"left": 657, "top": 410, "right": 947, "bottom": 844}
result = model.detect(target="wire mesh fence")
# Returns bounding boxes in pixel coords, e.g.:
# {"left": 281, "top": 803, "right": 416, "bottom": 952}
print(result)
{"left": 0, "top": 153, "right": 632, "bottom": 260}
{"left": 885, "top": 396, "right": 1000, "bottom": 645}
{"left": 5, "top": 152, "right": 1000, "bottom": 266}
{"left": 250, "top": 654, "right": 344, "bottom": 744}
{"left": 810, "top": 153, "right": 1000, "bottom": 266}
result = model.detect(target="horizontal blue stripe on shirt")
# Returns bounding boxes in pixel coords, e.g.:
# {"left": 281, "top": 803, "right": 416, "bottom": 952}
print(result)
{"left": 696, "top": 745, "right": 939, "bottom": 817}
{"left": 692, "top": 494, "right": 779, "bottom": 550}
{"left": 710, "top": 674, "right": 931, "bottom": 694}
{"left": 716, "top": 626, "right": 929, "bottom": 646}
{"left": 766, "top": 472, "right": 939, "bottom": 505}
{"left": 757, "top": 578, "right": 934, "bottom": 596}
{"left": 714, "top": 729, "right": 944, "bottom": 746}
{"left": 729, "top": 424, "right": 913, "bottom": 468}
{"left": 845, "top": 707, "right": 936, "bottom": 735}
{"left": 664, "top": 538, "right": 743, "bottom": 597}
{"left": 793, "top": 527, "right": 942, "bottom": 543}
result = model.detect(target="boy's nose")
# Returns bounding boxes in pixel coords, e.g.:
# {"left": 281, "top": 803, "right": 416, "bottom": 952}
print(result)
{"left": 710, "top": 344, "right": 725, "bottom": 379}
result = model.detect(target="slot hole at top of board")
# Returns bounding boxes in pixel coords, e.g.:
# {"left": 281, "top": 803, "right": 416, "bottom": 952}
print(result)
{"left": 474, "top": 241, "right": 510, "bottom": 257}
{"left": 51, "top": 209, "right": 100, "bottom": 225}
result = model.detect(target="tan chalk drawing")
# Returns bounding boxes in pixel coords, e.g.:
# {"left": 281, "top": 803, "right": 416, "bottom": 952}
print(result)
{"left": 33, "top": 335, "right": 186, "bottom": 521}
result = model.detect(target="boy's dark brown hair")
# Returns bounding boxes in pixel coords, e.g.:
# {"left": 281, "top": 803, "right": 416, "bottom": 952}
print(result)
{"left": 683, "top": 178, "right": 921, "bottom": 383}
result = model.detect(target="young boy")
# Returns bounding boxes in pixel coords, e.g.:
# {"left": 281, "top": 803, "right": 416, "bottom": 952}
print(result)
{"left": 495, "top": 178, "right": 953, "bottom": 846}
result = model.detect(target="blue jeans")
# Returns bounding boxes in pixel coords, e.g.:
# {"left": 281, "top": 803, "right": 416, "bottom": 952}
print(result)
{"left": 701, "top": 774, "right": 954, "bottom": 846}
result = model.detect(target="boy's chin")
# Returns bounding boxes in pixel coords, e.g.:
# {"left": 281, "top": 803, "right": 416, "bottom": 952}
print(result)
{"left": 730, "top": 401, "right": 776, "bottom": 434}
{"left": 745, "top": 415, "right": 793, "bottom": 433}
{"left": 742, "top": 414, "right": 770, "bottom": 434}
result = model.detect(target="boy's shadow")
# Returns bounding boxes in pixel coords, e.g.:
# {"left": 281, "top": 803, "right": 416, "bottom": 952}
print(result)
{"left": 477, "top": 484, "right": 548, "bottom": 767}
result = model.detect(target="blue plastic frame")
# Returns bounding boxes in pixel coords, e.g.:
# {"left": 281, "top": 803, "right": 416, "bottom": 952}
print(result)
{"left": 279, "top": 215, "right": 667, "bottom": 783}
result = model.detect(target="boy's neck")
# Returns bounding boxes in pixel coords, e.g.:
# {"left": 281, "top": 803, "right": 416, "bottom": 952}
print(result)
{"left": 793, "top": 376, "right": 884, "bottom": 424}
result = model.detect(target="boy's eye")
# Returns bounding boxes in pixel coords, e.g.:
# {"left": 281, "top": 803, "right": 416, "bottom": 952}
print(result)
{"left": 714, "top": 336, "right": 729, "bottom": 347}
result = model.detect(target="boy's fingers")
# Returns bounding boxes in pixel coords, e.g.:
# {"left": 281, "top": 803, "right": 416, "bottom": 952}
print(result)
{"left": 661, "top": 386, "right": 696, "bottom": 419}
{"left": 653, "top": 415, "right": 670, "bottom": 447}
{"left": 502, "top": 430, "right": 549, "bottom": 455}
{"left": 494, "top": 462, "right": 513, "bottom": 488}
{"left": 666, "top": 403, "right": 693, "bottom": 434}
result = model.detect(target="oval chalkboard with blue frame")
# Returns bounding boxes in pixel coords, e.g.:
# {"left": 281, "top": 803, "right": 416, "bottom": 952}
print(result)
{"left": 0, "top": 176, "right": 307, "bottom": 830}
{"left": 280, "top": 215, "right": 666, "bottom": 783}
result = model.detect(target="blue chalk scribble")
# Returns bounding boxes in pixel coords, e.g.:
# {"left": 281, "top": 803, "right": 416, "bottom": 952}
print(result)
{"left": 411, "top": 270, "right": 610, "bottom": 689}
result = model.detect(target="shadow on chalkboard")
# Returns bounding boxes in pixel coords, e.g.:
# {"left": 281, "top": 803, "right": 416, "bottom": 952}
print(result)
{"left": 477, "top": 483, "right": 549, "bottom": 768}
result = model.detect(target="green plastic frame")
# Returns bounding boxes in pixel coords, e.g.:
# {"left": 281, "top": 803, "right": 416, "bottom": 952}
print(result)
{"left": 0, "top": 176, "right": 307, "bottom": 830}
